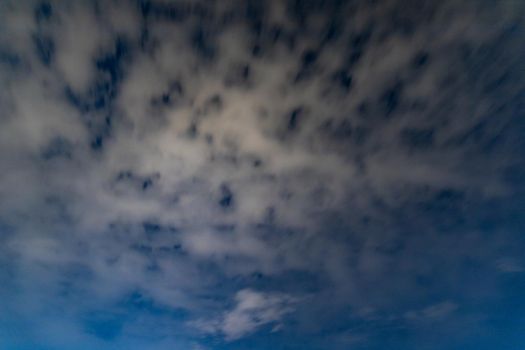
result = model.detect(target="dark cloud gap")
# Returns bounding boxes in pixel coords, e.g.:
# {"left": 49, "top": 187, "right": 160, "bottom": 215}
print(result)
{"left": 116, "top": 170, "right": 161, "bottom": 192}
{"left": 151, "top": 81, "right": 184, "bottom": 108}
{"left": 343, "top": 27, "right": 374, "bottom": 68}
{"left": 202, "top": 94, "right": 223, "bottom": 114}
{"left": 320, "top": 118, "right": 354, "bottom": 141}
{"left": 287, "top": 106, "right": 304, "bottom": 132}
{"left": 411, "top": 50, "right": 430, "bottom": 69}
{"left": 224, "top": 62, "right": 252, "bottom": 88}
{"left": 332, "top": 69, "right": 353, "bottom": 92}
{"left": 218, "top": 183, "right": 235, "bottom": 209}
{"left": 64, "top": 37, "right": 133, "bottom": 151}
{"left": 378, "top": 81, "right": 403, "bottom": 118}
{"left": 40, "top": 137, "right": 73, "bottom": 160}
{"left": 0, "top": 49, "right": 21, "bottom": 68}
{"left": 139, "top": 0, "right": 192, "bottom": 23}
{"left": 95, "top": 37, "right": 131, "bottom": 85}
{"left": 32, "top": 32, "right": 54, "bottom": 66}
{"left": 400, "top": 127, "right": 435, "bottom": 150}
{"left": 34, "top": 1, "right": 53, "bottom": 23}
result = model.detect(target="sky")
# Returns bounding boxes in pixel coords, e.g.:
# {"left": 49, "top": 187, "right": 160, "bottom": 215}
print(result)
{"left": 0, "top": 0, "right": 524, "bottom": 349}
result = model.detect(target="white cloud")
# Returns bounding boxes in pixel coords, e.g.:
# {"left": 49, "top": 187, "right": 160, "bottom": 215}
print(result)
{"left": 405, "top": 301, "right": 458, "bottom": 321}
{"left": 192, "top": 289, "right": 297, "bottom": 341}
{"left": 496, "top": 257, "right": 524, "bottom": 273}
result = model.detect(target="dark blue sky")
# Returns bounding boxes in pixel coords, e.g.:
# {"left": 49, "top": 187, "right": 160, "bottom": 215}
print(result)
{"left": 0, "top": 1, "right": 524, "bottom": 349}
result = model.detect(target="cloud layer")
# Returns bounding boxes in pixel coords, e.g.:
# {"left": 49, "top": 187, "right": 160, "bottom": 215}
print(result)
{"left": 0, "top": 0, "right": 524, "bottom": 349}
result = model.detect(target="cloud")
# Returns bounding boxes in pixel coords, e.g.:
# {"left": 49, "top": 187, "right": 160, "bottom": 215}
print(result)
{"left": 496, "top": 257, "right": 524, "bottom": 273}
{"left": 0, "top": 0, "right": 523, "bottom": 349}
{"left": 405, "top": 301, "right": 458, "bottom": 321}
{"left": 192, "top": 288, "right": 297, "bottom": 341}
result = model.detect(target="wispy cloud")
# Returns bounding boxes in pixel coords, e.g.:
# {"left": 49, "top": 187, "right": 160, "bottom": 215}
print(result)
{"left": 192, "top": 288, "right": 297, "bottom": 340}
{"left": 405, "top": 301, "right": 458, "bottom": 321}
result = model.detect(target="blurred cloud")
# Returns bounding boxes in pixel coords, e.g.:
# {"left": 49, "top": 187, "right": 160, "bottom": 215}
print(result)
{"left": 192, "top": 289, "right": 297, "bottom": 341}
{"left": 405, "top": 301, "right": 458, "bottom": 321}
{"left": 496, "top": 257, "right": 524, "bottom": 273}
{"left": 0, "top": 0, "right": 524, "bottom": 349}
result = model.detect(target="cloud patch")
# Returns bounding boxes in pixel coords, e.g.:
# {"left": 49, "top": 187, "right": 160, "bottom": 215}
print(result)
{"left": 192, "top": 289, "right": 297, "bottom": 341}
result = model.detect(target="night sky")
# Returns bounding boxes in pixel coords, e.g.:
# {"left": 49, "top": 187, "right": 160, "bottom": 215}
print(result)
{"left": 0, "top": 1, "right": 524, "bottom": 349}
